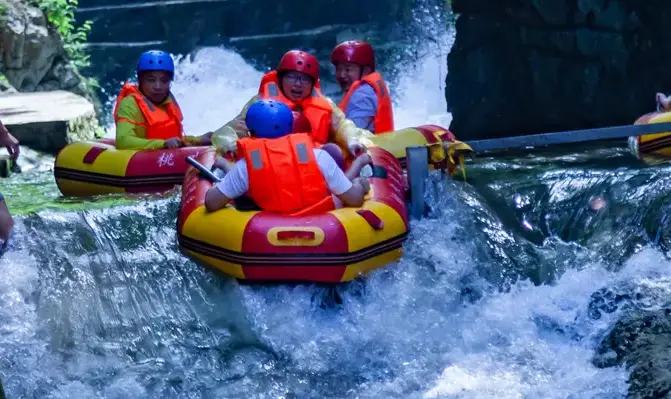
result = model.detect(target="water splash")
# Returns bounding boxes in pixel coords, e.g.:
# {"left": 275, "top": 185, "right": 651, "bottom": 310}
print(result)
{"left": 1, "top": 4, "right": 662, "bottom": 398}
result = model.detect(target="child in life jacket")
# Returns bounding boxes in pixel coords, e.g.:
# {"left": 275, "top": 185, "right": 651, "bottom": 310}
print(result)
{"left": 205, "top": 99, "right": 372, "bottom": 213}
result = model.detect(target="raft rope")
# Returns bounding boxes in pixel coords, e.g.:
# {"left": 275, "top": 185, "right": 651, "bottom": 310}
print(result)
{"left": 428, "top": 130, "right": 472, "bottom": 181}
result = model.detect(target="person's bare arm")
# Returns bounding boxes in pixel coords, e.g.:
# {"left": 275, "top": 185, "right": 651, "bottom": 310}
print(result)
{"left": 345, "top": 153, "right": 372, "bottom": 181}
{"left": 656, "top": 93, "right": 671, "bottom": 112}
{"left": 0, "top": 120, "right": 19, "bottom": 160}
{"left": 204, "top": 186, "right": 233, "bottom": 212}
{"left": 204, "top": 160, "right": 248, "bottom": 212}
{"left": 0, "top": 197, "right": 14, "bottom": 244}
{"left": 336, "top": 177, "right": 370, "bottom": 208}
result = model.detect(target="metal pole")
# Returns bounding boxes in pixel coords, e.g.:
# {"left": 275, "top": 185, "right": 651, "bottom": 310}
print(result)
{"left": 466, "top": 121, "right": 671, "bottom": 153}
{"left": 406, "top": 146, "right": 429, "bottom": 220}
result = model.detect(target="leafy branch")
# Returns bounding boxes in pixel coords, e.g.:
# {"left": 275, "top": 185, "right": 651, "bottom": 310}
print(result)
{"left": 33, "top": 0, "right": 92, "bottom": 69}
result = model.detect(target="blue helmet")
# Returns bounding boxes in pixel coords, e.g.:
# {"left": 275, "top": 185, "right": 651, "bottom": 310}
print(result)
{"left": 245, "top": 100, "right": 294, "bottom": 139}
{"left": 137, "top": 50, "right": 175, "bottom": 78}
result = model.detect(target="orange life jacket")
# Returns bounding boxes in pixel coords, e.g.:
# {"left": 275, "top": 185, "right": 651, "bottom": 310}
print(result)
{"left": 113, "top": 82, "right": 184, "bottom": 141}
{"left": 338, "top": 71, "right": 394, "bottom": 134}
{"left": 237, "top": 133, "right": 336, "bottom": 215}
{"left": 258, "top": 71, "right": 333, "bottom": 145}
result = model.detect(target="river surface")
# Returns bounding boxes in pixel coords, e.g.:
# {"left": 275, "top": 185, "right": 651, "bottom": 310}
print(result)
{"left": 2, "top": 5, "right": 669, "bottom": 398}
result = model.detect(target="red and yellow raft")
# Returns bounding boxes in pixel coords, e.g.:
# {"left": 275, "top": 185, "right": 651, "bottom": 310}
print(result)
{"left": 366, "top": 124, "right": 470, "bottom": 172}
{"left": 177, "top": 146, "right": 409, "bottom": 283}
{"left": 629, "top": 111, "right": 671, "bottom": 163}
{"left": 53, "top": 124, "right": 470, "bottom": 198}
{"left": 54, "top": 138, "right": 209, "bottom": 196}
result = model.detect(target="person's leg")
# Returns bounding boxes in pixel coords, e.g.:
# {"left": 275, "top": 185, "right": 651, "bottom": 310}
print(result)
{"left": 0, "top": 193, "right": 14, "bottom": 244}
{"left": 320, "top": 143, "right": 345, "bottom": 171}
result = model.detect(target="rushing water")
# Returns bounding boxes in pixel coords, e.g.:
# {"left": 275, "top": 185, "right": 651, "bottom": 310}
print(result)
{"left": 3, "top": 5, "right": 671, "bottom": 398}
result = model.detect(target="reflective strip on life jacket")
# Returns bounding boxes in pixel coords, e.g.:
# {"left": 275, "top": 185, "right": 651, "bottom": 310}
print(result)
{"left": 239, "top": 132, "right": 335, "bottom": 215}
{"left": 338, "top": 71, "right": 394, "bottom": 134}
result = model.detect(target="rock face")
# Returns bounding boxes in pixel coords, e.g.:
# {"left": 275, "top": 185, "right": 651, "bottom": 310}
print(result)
{"left": 0, "top": 91, "right": 102, "bottom": 153}
{"left": 594, "top": 308, "right": 671, "bottom": 399}
{"left": 445, "top": 0, "right": 671, "bottom": 140}
{"left": 0, "top": 0, "right": 92, "bottom": 100}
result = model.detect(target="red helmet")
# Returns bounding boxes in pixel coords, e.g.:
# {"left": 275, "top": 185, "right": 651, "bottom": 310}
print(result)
{"left": 277, "top": 50, "right": 319, "bottom": 80}
{"left": 330, "top": 40, "right": 375, "bottom": 71}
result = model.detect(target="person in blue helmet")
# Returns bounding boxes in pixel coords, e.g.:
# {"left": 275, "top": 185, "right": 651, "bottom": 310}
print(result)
{"left": 205, "top": 99, "right": 371, "bottom": 214}
{"left": 113, "top": 49, "right": 212, "bottom": 150}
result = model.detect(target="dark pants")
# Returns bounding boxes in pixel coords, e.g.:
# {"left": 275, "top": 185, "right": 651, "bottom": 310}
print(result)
{"left": 320, "top": 143, "right": 345, "bottom": 171}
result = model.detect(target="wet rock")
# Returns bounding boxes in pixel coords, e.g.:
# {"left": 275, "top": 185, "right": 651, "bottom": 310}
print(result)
{"left": 587, "top": 280, "right": 671, "bottom": 320}
{"left": 0, "top": 0, "right": 93, "bottom": 101}
{"left": 593, "top": 308, "right": 671, "bottom": 399}
{"left": 588, "top": 286, "right": 639, "bottom": 320}
{"left": 446, "top": 0, "right": 671, "bottom": 140}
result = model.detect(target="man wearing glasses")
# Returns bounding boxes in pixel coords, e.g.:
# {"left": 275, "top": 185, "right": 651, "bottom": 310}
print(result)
{"left": 211, "top": 49, "right": 373, "bottom": 161}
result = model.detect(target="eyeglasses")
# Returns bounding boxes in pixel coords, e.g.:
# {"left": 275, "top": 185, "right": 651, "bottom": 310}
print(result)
{"left": 284, "top": 73, "right": 312, "bottom": 85}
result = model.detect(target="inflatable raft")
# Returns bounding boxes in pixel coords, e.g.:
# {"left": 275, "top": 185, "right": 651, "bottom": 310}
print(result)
{"left": 54, "top": 124, "right": 469, "bottom": 198}
{"left": 366, "top": 124, "right": 471, "bottom": 172}
{"left": 629, "top": 111, "right": 671, "bottom": 163}
{"left": 177, "top": 146, "right": 409, "bottom": 283}
{"left": 54, "top": 139, "right": 209, "bottom": 196}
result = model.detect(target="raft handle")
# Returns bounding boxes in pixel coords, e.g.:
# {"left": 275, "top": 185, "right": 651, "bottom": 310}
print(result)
{"left": 277, "top": 230, "right": 316, "bottom": 240}
{"left": 356, "top": 209, "right": 384, "bottom": 230}
{"left": 82, "top": 147, "right": 107, "bottom": 164}
{"left": 370, "top": 165, "right": 388, "bottom": 179}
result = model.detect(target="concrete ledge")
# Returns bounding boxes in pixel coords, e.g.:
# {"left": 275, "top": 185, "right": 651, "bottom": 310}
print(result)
{"left": 0, "top": 90, "right": 103, "bottom": 153}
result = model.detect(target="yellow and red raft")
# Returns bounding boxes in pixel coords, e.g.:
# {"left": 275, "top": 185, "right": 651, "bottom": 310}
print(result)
{"left": 629, "top": 111, "right": 671, "bottom": 163}
{"left": 54, "top": 138, "right": 209, "bottom": 196}
{"left": 177, "top": 145, "right": 410, "bottom": 283}
{"left": 53, "top": 124, "right": 470, "bottom": 198}
{"left": 366, "top": 124, "right": 468, "bottom": 172}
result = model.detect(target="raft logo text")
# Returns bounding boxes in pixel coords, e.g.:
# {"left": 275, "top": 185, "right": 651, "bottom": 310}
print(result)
{"left": 158, "top": 152, "right": 175, "bottom": 168}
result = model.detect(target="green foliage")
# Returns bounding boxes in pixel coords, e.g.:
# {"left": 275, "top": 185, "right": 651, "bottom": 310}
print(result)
{"left": 33, "top": 0, "right": 92, "bottom": 69}
{"left": 445, "top": 0, "right": 456, "bottom": 25}
{"left": 32, "top": 0, "right": 101, "bottom": 103}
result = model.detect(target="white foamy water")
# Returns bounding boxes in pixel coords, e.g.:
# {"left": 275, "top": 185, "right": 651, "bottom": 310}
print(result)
{"left": 158, "top": 39, "right": 639, "bottom": 397}
{"left": 105, "top": 23, "right": 456, "bottom": 137}
{"left": 1, "top": 17, "right": 658, "bottom": 399}
{"left": 391, "top": 28, "right": 455, "bottom": 130}
{"left": 168, "top": 35, "right": 456, "bottom": 133}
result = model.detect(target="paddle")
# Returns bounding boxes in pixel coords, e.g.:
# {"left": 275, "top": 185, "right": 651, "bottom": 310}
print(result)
{"left": 185, "top": 156, "right": 220, "bottom": 183}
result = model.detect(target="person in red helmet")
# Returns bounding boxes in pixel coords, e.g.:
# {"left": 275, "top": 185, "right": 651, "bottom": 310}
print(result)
{"left": 331, "top": 40, "right": 394, "bottom": 134}
{"left": 211, "top": 49, "right": 373, "bottom": 159}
